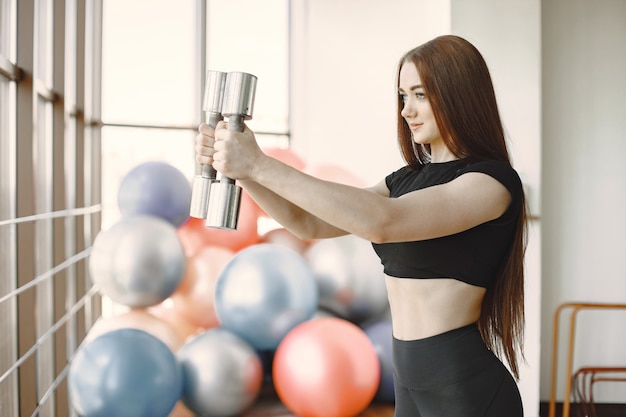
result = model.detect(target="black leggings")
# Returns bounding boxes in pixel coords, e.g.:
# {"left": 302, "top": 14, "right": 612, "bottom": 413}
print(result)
{"left": 392, "top": 323, "right": 523, "bottom": 417}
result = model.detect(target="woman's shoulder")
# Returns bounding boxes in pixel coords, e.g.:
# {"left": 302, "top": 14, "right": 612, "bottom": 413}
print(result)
{"left": 385, "top": 165, "right": 419, "bottom": 186}
{"left": 459, "top": 159, "right": 522, "bottom": 193}
{"left": 458, "top": 160, "right": 524, "bottom": 218}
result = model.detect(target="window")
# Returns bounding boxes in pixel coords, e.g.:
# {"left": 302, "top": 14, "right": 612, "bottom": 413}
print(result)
{"left": 1, "top": 0, "right": 290, "bottom": 414}
{"left": 101, "top": 0, "right": 290, "bottom": 232}
{"left": 0, "top": 0, "right": 102, "bottom": 415}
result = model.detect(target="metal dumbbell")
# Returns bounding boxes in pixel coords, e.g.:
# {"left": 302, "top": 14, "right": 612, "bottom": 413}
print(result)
{"left": 205, "top": 71, "right": 257, "bottom": 230}
{"left": 189, "top": 70, "right": 227, "bottom": 220}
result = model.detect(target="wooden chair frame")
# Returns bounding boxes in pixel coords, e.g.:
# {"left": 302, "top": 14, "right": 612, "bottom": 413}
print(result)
{"left": 572, "top": 366, "right": 626, "bottom": 417}
{"left": 548, "top": 302, "right": 626, "bottom": 417}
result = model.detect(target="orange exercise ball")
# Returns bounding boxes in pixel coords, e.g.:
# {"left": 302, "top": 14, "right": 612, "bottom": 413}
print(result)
{"left": 273, "top": 317, "right": 380, "bottom": 417}
{"left": 170, "top": 245, "right": 234, "bottom": 329}
{"left": 176, "top": 217, "right": 208, "bottom": 258}
{"left": 168, "top": 401, "right": 196, "bottom": 417}
{"left": 148, "top": 300, "right": 204, "bottom": 343}
{"left": 85, "top": 309, "right": 184, "bottom": 352}
{"left": 177, "top": 195, "right": 260, "bottom": 254}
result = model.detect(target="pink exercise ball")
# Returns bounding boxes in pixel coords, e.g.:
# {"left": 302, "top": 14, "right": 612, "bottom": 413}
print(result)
{"left": 273, "top": 317, "right": 380, "bottom": 417}
{"left": 178, "top": 191, "right": 261, "bottom": 253}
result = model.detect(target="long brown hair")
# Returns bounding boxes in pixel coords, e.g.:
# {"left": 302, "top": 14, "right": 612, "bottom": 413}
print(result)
{"left": 396, "top": 35, "right": 528, "bottom": 379}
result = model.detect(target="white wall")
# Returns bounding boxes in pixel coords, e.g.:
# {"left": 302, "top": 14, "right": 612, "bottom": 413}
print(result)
{"left": 290, "top": 0, "right": 451, "bottom": 186}
{"left": 290, "top": 1, "right": 542, "bottom": 415}
{"left": 541, "top": 0, "right": 626, "bottom": 404}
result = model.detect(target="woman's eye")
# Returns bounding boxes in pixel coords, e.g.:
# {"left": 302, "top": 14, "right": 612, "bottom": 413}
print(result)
{"left": 399, "top": 92, "right": 426, "bottom": 103}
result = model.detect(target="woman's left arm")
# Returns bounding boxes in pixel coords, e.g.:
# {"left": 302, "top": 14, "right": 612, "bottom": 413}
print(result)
{"left": 212, "top": 123, "right": 511, "bottom": 244}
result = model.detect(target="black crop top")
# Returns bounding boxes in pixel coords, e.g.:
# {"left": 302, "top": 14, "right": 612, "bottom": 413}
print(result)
{"left": 371, "top": 159, "right": 523, "bottom": 288}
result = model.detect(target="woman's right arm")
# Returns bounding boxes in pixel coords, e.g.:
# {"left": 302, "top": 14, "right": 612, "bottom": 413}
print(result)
{"left": 238, "top": 179, "right": 348, "bottom": 240}
{"left": 195, "top": 123, "right": 377, "bottom": 240}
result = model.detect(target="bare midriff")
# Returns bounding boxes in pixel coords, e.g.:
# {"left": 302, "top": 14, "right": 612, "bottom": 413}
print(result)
{"left": 385, "top": 275, "right": 486, "bottom": 341}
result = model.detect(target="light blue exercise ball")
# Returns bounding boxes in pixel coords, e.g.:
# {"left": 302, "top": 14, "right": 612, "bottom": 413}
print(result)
{"left": 89, "top": 214, "right": 186, "bottom": 307}
{"left": 305, "top": 235, "right": 389, "bottom": 324}
{"left": 177, "top": 327, "right": 264, "bottom": 416}
{"left": 215, "top": 243, "right": 318, "bottom": 350}
{"left": 118, "top": 161, "right": 192, "bottom": 228}
{"left": 68, "top": 328, "right": 182, "bottom": 417}
{"left": 364, "top": 319, "right": 395, "bottom": 403}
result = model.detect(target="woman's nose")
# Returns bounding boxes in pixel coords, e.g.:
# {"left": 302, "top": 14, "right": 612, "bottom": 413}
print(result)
{"left": 401, "top": 102, "right": 415, "bottom": 118}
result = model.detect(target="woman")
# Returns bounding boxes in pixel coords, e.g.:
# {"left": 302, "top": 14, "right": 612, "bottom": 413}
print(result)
{"left": 196, "top": 34, "right": 527, "bottom": 416}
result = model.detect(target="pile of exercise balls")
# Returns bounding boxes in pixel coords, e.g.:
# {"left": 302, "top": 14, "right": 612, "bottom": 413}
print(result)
{"left": 71, "top": 154, "right": 394, "bottom": 417}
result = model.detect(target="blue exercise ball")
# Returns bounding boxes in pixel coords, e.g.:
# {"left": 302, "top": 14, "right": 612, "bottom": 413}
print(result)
{"left": 89, "top": 214, "right": 186, "bottom": 307}
{"left": 177, "top": 328, "right": 264, "bottom": 416}
{"left": 68, "top": 328, "right": 182, "bottom": 417}
{"left": 215, "top": 243, "right": 318, "bottom": 350}
{"left": 364, "top": 319, "right": 395, "bottom": 403}
{"left": 118, "top": 161, "right": 192, "bottom": 228}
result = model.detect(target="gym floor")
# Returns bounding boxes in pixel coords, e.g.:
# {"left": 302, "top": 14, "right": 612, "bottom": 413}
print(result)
{"left": 244, "top": 399, "right": 395, "bottom": 417}
{"left": 243, "top": 385, "right": 395, "bottom": 417}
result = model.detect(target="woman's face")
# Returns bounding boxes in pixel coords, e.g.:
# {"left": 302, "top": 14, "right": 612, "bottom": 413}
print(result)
{"left": 398, "top": 62, "right": 443, "bottom": 148}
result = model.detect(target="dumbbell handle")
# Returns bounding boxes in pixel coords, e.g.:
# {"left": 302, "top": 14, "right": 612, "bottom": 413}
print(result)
{"left": 200, "top": 112, "right": 223, "bottom": 178}
{"left": 227, "top": 114, "right": 245, "bottom": 133}
{"left": 189, "top": 70, "right": 227, "bottom": 219}
{"left": 189, "top": 111, "right": 223, "bottom": 219}
{"left": 206, "top": 72, "right": 256, "bottom": 230}
{"left": 206, "top": 114, "right": 244, "bottom": 230}
{"left": 215, "top": 114, "right": 245, "bottom": 185}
